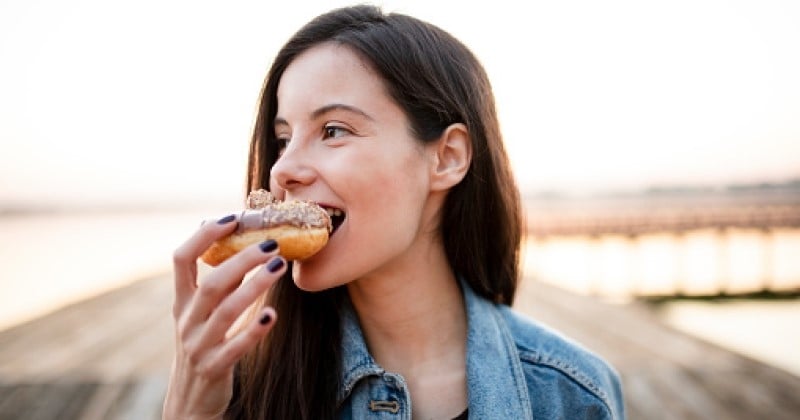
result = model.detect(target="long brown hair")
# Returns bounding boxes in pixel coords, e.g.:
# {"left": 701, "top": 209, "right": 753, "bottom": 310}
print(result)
{"left": 226, "top": 5, "right": 521, "bottom": 419}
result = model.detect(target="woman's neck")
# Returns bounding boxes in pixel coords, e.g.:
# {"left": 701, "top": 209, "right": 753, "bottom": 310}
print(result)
{"left": 346, "top": 238, "right": 469, "bottom": 419}
{"left": 346, "top": 236, "right": 467, "bottom": 376}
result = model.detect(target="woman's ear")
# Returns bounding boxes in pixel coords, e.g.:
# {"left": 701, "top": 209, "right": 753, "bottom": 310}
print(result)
{"left": 430, "top": 123, "right": 472, "bottom": 191}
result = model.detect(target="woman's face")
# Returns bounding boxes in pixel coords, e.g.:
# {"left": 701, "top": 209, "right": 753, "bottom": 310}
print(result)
{"left": 269, "top": 43, "right": 436, "bottom": 291}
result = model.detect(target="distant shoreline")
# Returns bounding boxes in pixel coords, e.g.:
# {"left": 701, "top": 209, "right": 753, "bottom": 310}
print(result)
{"left": 522, "top": 177, "right": 800, "bottom": 201}
{"left": 525, "top": 187, "right": 800, "bottom": 209}
{"left": 0, "top": 200, "right": 238, "bottom": 217}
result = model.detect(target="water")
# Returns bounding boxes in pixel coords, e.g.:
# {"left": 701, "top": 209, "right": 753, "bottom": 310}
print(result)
{"left": 0, "top": 209, "right": 221, "bottom": 330}
{"left": 657, "top": 298, "right": 800, "bottom": 377}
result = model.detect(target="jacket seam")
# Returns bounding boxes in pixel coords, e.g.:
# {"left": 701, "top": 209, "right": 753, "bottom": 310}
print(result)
{"left": 517, "top": 349, "right": 615, "bottom": 418}
{"left": 337, "top": 359, "right": 384, "bottom": 406}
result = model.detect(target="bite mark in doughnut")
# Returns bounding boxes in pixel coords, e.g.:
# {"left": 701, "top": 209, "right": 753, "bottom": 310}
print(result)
{"left": 200, "top": 189, "right": 332, "bottom": 266}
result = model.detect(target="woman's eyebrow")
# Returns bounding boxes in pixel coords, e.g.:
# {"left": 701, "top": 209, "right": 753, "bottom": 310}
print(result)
{"left": 274, "top": 103, "right": 375, "bottom": 127}
{"left": 311, "top": 103, "right": 375, "bottom": 121}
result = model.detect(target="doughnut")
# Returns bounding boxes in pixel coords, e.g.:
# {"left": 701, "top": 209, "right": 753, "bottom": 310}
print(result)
{"left": 200, "top": 190, "right": 332, "bottom": 266}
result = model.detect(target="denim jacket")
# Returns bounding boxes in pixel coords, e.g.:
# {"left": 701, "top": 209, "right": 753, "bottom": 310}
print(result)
{"left": 336, "top": 280, "right": 625, "bottom": 419}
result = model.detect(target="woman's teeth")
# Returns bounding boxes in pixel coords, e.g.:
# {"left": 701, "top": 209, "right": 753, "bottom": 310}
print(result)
{"left": 323, "top": 207, "right": 345, "bottom": 233}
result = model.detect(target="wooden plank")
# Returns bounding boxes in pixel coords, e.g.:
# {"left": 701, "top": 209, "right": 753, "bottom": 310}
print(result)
{"left": 648, "top": 365, "right": 733, "bottom": 420}
{"left": 620, "top": 371, "right": 671, "bottom": 420}
{"left": 0, "top": 276, "right": 173, "bottom": 381}
{"left": 107, "top": 376, "right": 166, "bottom": 420}
{"left": 0, "top": 274, "right": 798, "bottom": 419}
{"left": 77, "top": 382, "right": 128, "bottom": 420}
{"left": 0, "top": 383, "right": 38, "bottom": 419}
{"left": 0, "top": 381, "right": 97, "bottom": 420}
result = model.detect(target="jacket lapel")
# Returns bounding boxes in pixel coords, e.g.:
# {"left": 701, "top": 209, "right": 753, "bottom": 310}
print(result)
{"left": 462, "top": 280, "right": 534, "bottom": 418}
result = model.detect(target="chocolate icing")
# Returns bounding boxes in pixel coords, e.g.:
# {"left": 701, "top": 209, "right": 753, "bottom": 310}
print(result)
{"left": 237, "top": 190, "right": 331, "bottom": 233}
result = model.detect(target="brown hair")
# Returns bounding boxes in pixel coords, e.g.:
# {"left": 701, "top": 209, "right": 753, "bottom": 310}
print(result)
{"left": 226, "top": 5, "right": 521, "bottom": 419}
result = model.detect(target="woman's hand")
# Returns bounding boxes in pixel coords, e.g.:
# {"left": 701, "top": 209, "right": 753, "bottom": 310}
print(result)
{"left": 163, "top": 215, "right": 286, "bottom": 419}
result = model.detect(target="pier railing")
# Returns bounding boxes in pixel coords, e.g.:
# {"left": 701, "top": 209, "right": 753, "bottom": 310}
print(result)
{"left": 527, "top": 203, "right": 800, "bottom": 237}
{"left": 522, "top": 194, "right": 800, "bottom": 298}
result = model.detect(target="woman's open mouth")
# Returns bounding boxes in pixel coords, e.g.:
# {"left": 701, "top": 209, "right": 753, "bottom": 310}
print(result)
{"left": 323, "top": 206, "right": 346, "bottom": 235}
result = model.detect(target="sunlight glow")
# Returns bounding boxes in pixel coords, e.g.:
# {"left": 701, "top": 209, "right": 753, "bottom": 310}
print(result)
{"left": 1, "top": 0, "right": 799, "bottom": 207}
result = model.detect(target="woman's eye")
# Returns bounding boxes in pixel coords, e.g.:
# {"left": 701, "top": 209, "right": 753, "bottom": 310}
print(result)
{"left": 275, "top": 136, "right": 290, "bottom": 153}
{"left": 323, "top": 125, "right": 350, "bottom": 139}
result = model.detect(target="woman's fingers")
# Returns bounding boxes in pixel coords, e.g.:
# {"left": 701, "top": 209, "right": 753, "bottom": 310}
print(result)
{"left": 164, "top": 215, "right": 283, "bottom": 419}
{"left": 172, "top": 214, "right": 239, "bottom": 316}
{"left": 199, "top": 308, "right": 277, "bottom": 378}
{"left": 183, "top": 274, "right": 280, "bottom": 381}
{"left": 193, "top": 256, "right": 286, "bottom": 351}
{"left": 185, "top": 239, "right": 280, "bottom": 326}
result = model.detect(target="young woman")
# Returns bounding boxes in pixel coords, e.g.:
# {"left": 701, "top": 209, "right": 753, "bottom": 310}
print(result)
{"left": 164, "top": 5, "right": 624, "bottom": 419}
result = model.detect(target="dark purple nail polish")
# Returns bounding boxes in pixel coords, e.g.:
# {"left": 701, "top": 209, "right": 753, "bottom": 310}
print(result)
{"left": 259, "top": 239, "right": 278, "bottom": 253}
{"left": 217, "top": 214, "right": 236, "bottom": 224}
{"left": 267, "top": 257, "right": 285, "bottom": 273}
{"left": 259, "top": 313, "right": 272, "bottom": 325}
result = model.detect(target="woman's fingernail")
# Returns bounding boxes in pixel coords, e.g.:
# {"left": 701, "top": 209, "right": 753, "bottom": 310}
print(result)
{"left": 259, "top": 312, "right": 272, "bottom": 325}
{"left": 217, "top": 214, "right": 236, "bottom": 224}
{"left": 259, "top": 239, "right": 278, "bottom": 253}
{"left": 266, "top": 257, "right": 285, "bottom": 273}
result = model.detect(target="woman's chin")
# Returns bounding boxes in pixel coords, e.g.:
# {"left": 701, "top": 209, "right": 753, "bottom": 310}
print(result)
{"left": 291, "top": 263, "right": 335, "bottom": 292}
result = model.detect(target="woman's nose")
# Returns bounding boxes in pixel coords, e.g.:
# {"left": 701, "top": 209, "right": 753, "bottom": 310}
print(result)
{"left": 270, "top": 141, "right": 317, "bottom": 191}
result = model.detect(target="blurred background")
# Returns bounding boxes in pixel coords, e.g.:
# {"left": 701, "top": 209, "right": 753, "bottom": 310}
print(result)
{"left": 1, "top": 0, "right": 798, "bottom": 418}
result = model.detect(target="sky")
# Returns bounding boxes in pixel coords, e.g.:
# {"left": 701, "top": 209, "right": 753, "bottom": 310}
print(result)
{"left": 1, "top": 0, "right": 799, "bottom": 208}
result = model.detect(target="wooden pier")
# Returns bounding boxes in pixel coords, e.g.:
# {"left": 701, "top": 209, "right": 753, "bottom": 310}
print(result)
{"left": 0, "top": 273, "right": 799, "bottom": 419}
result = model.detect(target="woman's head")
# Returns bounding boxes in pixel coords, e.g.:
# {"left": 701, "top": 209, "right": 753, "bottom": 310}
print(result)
{"left": 247, "top": 5, "right": 521, "bottom": 304}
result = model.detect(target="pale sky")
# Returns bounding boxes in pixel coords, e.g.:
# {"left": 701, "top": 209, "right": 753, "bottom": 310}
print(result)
{"left": 1, "top": 0, "right": 799, "bottom": 208}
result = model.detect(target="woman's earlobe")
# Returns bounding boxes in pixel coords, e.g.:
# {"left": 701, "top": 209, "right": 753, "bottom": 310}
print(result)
{"left": 431, "top": 123, "right": 472, "bottom": 191}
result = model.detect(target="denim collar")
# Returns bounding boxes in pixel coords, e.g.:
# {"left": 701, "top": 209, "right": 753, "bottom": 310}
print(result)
{"left": 337, "top": 298, "right": 384, "bottom": 404}
{"left": 337, "top": 279, "right": 533, "bottom": 417}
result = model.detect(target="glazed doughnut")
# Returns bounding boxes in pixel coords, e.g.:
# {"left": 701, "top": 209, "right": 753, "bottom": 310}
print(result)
{"left": 200, "top": 190, "right": 331, "bottom": 266}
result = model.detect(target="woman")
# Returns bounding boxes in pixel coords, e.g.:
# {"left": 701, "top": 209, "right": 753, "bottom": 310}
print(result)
{"left": 165, "top": 5, "right": 624, "bottom": 419}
